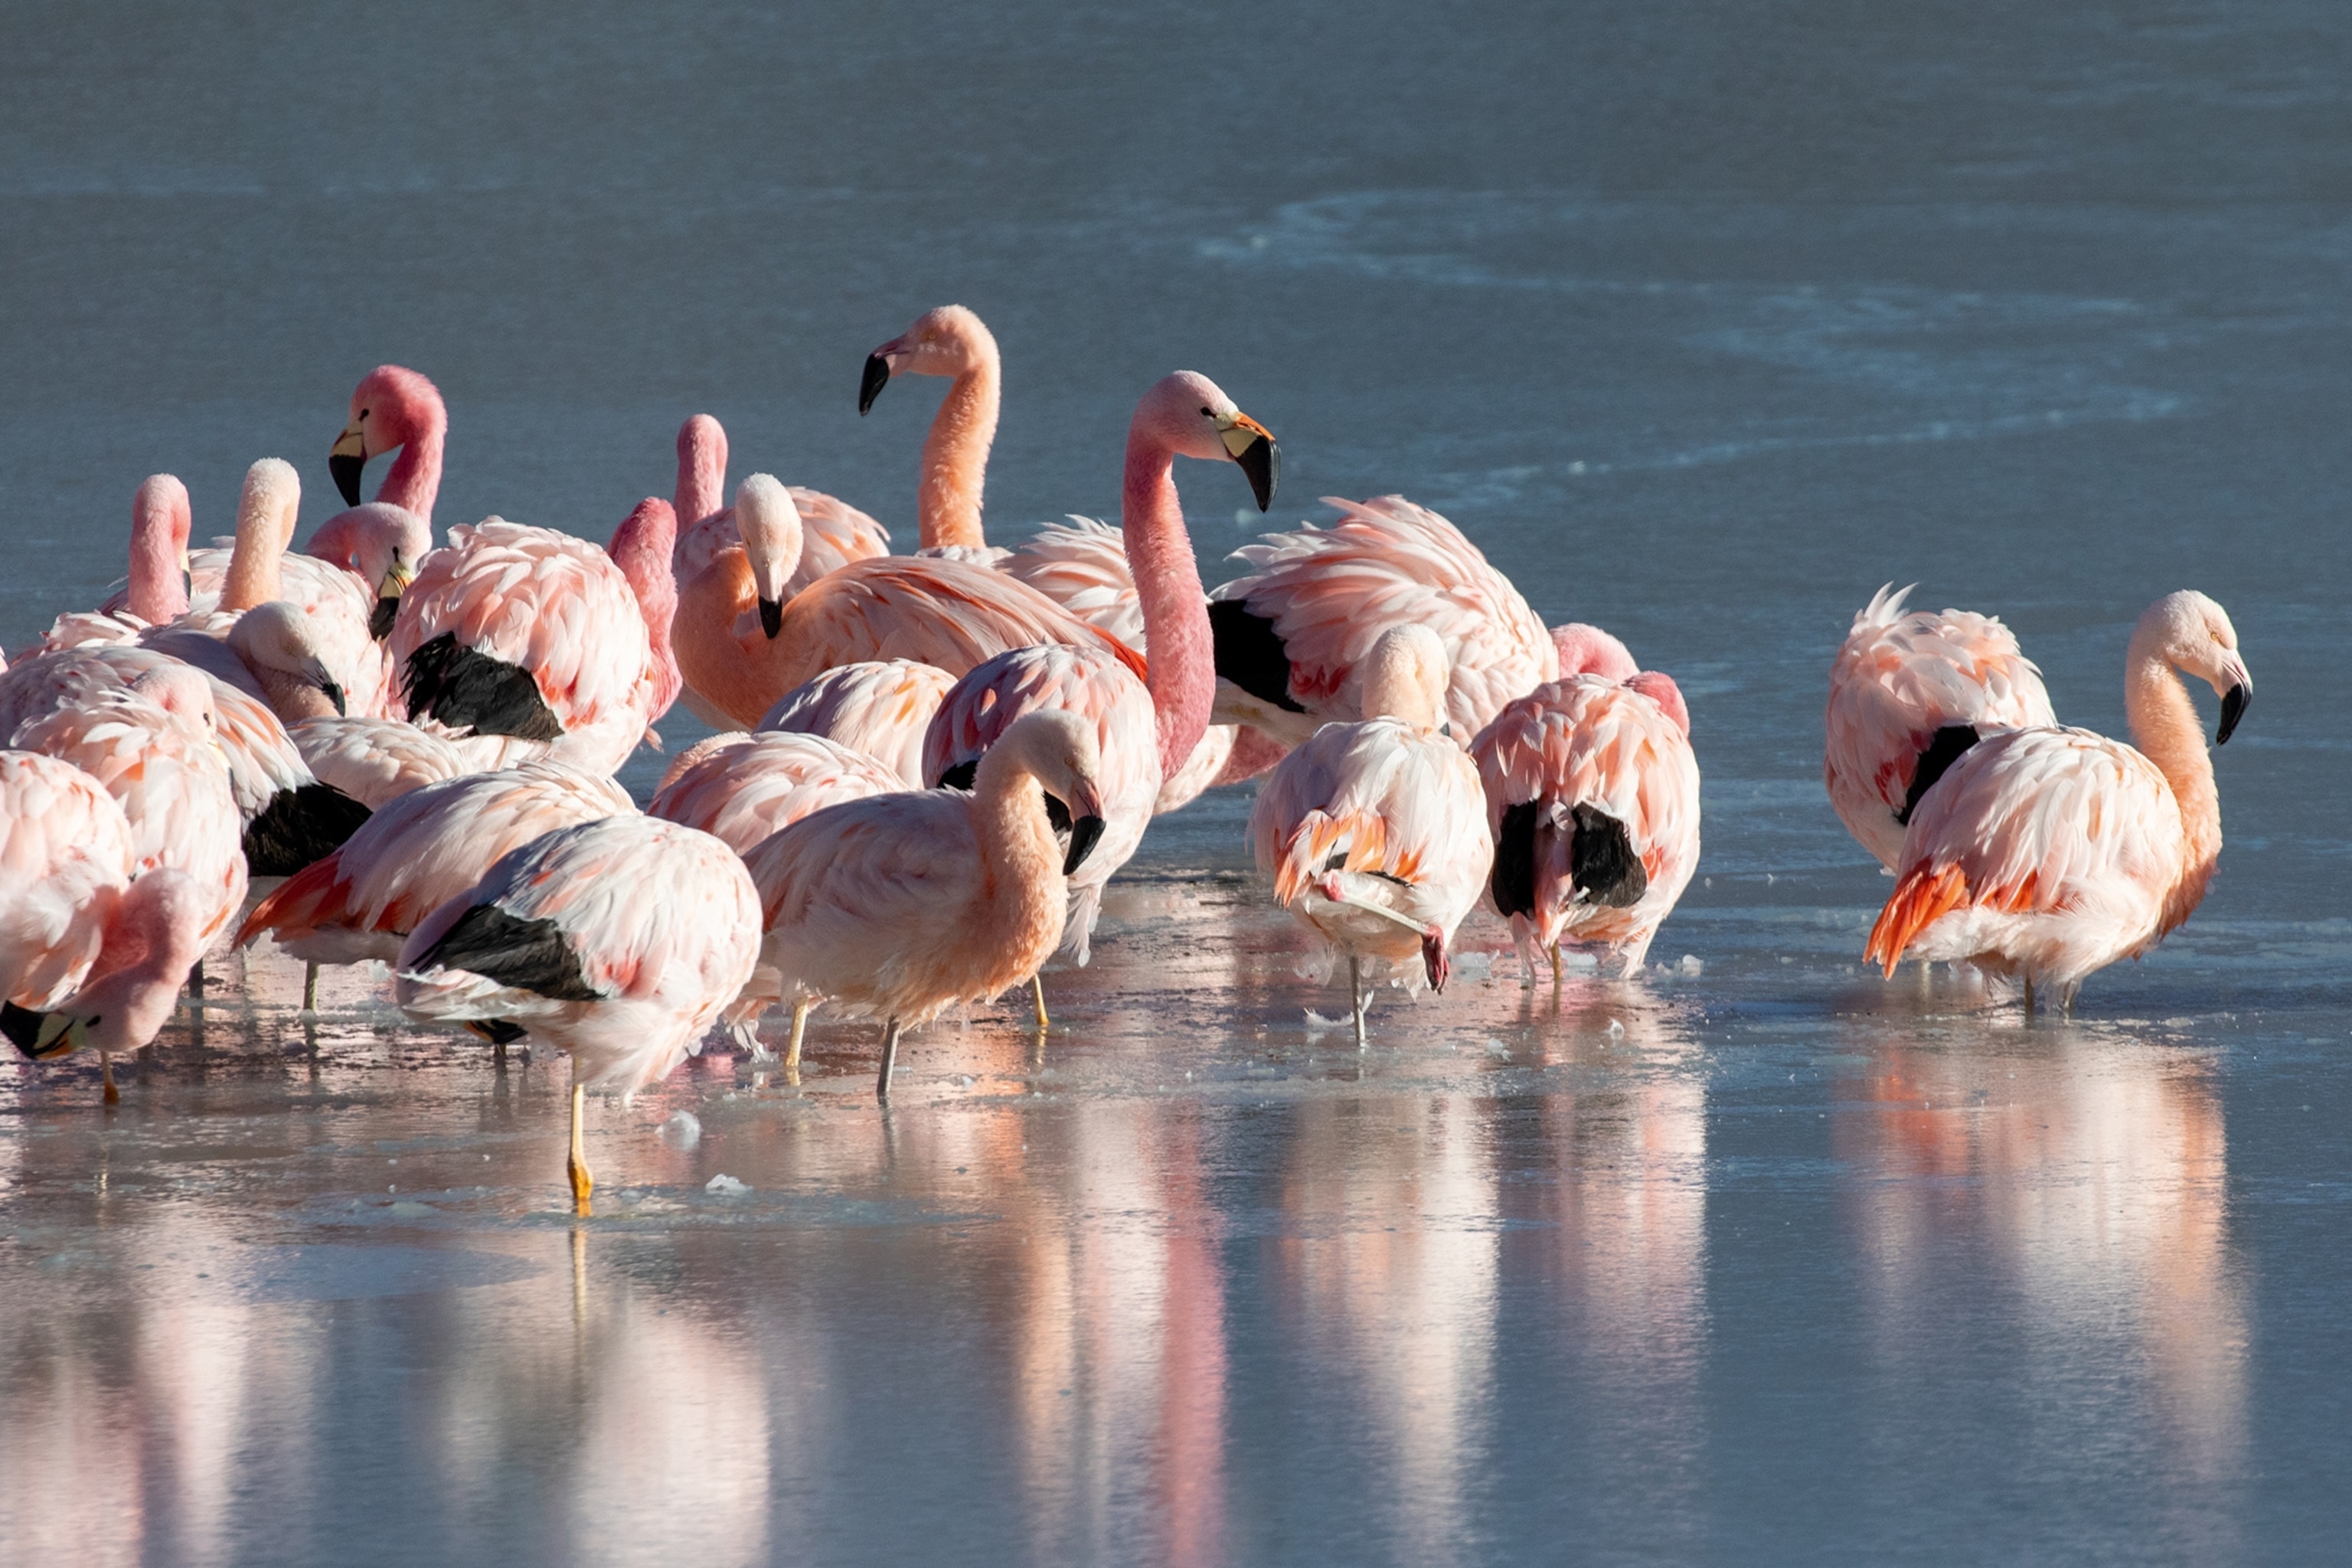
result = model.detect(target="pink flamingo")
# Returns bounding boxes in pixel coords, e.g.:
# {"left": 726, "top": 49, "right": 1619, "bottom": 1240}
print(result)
{"left": 1826, "top": 583, "right": 2058, "bottom": 869}
{"left": 856, "top": 304, "right": 1007, "bottom": 557}
{"left": 1249, "top": 626, "right": 1493, "bottom": 1046}
{"left": 0, "top": 645, "right": 371, "bottom": 876}
{"left": 1210, "top": 495, "right": 1557, "bottom": 751}
{"left": 1866, "top": 591, "right": 2250, "bottom": 1009}
{"left": 0, "top": 752, "right": 204, "bottom": 1101}
{"left": 915, "top": 370, "right": 1279, "bottom": 988}
{"left": 328, "top": 364, "right": 446, "bottom": 518}
{"left": 671, "top": 413, "right": 890, "bottom": 594}
{"left": 286, "top": 715, "right": 469, "bottom": 809}
{"left": 606, "top": 497, "right": 683, "bottom": 737}
{"left": 673, "top": 473, "right": 1146, "bottom": 728}
{"left": 37, "top": 475, "right": 192, "bottom": 653}
{"left": 743, "top": 709, "right": 1108, "bottom": 1097}
{"left": 299, "top": 502, "right": 433, "bottom": 640}
{"left": 386, "top": 513, "right": 666, "bottom": 775}
{"left": 8, "top": 665, "right": 249, "bottom": 954}
{"left": 240, "top": 759, "right": 633, "bottom": 986}
{"left": 756, "top": 660, "right": 956, "bottom": 788}
{"left": 649, "top": 730, "right": 903, "bottom": 857}
{"left": 1472, "top": 624, "right": 1700, "bottom": 982}
{"left": 396, "top": 814, "right": 760, "bottom": 1213}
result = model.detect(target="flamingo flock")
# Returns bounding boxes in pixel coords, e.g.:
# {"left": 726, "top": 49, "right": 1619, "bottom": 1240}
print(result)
{"left": 0, "top": 310, "right": 2255, "bottom": 1212}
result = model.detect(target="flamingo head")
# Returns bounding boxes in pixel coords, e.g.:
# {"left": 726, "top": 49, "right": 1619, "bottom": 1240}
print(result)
{"left": 134, "top": 474, "right": 194, "bottom": 575}
{"left": 735, "top": 475, "right": 803, "bottom": 639}
{"left": 1550, "top": 622, "right": 1638, "bottom": 681}
{"left": 1135, "top": 371, "right": 1279, "bottom": 512}
{"left": 998, "top": 710, "right": 1109, "bottom": 877}
{"left": 332, "top": 364, "right": 445, "bottom": 507}
{"left": 1358, "top": 623, "right": 1451, "bottom": 730}
{"left": 860, "top": 304, "right": 997, "bottom": 414}
{"left": 126, "top": 663, "right": 220, "bottom": 736}
{"left": 332, "top": 502, "right": 431, "bottom": 636}
{"left": 1627, "top": 670, "right": 1691, "bottom": 737}
{"left": 228, "top": 602, "right": 346, "bottom": 716}
{"left": 19, "top": 871, "right": 211, "bottom": 1060}
{"left": 2137, "top": 590, "right": 2252, "bottom": 744}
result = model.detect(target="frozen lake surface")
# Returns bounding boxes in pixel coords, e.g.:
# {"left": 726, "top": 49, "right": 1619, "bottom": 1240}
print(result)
{"left": 3, "top": 1, "right": 2350, "bottom": 1563}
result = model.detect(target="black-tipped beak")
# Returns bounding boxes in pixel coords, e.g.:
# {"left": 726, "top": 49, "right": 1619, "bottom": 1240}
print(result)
{"left": 759, "top": 596, "right": 784, "bottom": 639}
{"left": 858, "top": 354, "right": 892, "bottom": 416}
{"left": 321, "top": 681, "right": 347, "bottom": 717}
{"left": 2217, "top": 682, "right": 2249, "bottom": 745}
{"left": 1, "top": 1001, "right": 70, "bottom": 1060}
{"left": 1234, "top": 434, "right": 1279, "bottom": 512}
{"left": 371, "top": 596, "right": 400, "bottom": 641}
{"left": 329, "top": 451, "right": 365, "bottom": 508}
{"left": 1063, "top": 815, "right": 1106, "bottom": 877}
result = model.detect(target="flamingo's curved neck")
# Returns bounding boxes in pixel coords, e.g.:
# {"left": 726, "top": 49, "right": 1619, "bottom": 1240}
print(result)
{"left": 127, "top": 493, "right": 189, "bottom": 625}
{"left": 2124, "top": 632, "right": 2222, "bottom": 909}
{"left": 611, "top": 507, "right": 681, "bottom": 722}
{"left": 379, "top": 420, "right": 444, "bottom": 520}
{"left": 917, "top": 354, "right": 999, "bottom": 552}
{"left": 972, "top": 754, "right": 1065, "bottom": 933}
{"left": 221, "top": 504, "right": 284, "bottom": 613}
{"left": 676, "top": 420, "right": 727, "bottom": 531}
{"left": 1122, "top": 431, "right": 1213, "bottom": 781}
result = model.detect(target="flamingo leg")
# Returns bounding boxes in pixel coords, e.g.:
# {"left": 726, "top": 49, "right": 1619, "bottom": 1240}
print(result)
{"left": 1549, "top": 945, "right": 1562, "bottom": 988}
{"left": 1031, "top": 975, "right": 1050, "bottom": 1031}
{"left": 302, "top": 962, "right": 318, "bottom": 1014}
{"left": 2022, "top": 976, "right": 2037, "bottom": 1014}
{"left": 786, "top": 998, "right": 810, "bottom": 1084}
{"left": 101, "top": 1050, "right": 119, "bottom": 1106}
{"left": 188, "top": 959, "right": 205, "bottom": 995}
{"left": 1350, "top": 956, "right": 1367, "bottom": 1050}
{"left": 876, "top": 1017, "right": 903, "bottom": 1099}
{"left": 567, "top": 1072, "right": 593, "bottom": 1217}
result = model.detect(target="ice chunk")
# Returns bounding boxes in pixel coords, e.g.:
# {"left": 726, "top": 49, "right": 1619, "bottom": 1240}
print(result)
{"left": 704, "top": 1174, "right": 750, "bottom": 1197}
{"left": 1677, "top": 955, "right": 1704, "bottom": 975}
{"left": 661, "top": 1111, "right": 701, "bottom": 1149}
{"left": 1606, "top": 1018, "right": 1625, "bottom": 1039}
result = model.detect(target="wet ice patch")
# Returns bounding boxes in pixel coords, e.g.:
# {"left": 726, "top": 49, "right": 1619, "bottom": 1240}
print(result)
{"left": 661, "top": 1111, "right": 702, "bottom": 1148}
{"left": 704, "top": 1174, "right": 750, "bottom": 1197}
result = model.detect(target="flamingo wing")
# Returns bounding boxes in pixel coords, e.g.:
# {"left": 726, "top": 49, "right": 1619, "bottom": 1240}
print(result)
{"left": 648, "top": 730, "right": 905, "bottom": 856}
{"left": 757, "top": 660, "right": 956, "bottom": 789}
{"left": 1001, "top": 517, "right": 1145, "bottom": 649}
{"left": 0, "top": 753, "right": 137, "bottom": 1011}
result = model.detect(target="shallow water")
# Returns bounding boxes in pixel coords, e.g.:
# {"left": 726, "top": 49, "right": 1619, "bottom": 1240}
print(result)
{"left": 3, "top": 2, "right": 2350, "bottom": 1564}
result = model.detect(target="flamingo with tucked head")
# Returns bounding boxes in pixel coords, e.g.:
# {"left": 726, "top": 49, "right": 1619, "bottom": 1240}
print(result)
{"left": 1866, "top": 590, "right": 2250, "bottom": 1009}
{"left": 669, "top": 413, "right": 890, "bottom": 599}
{"left": 36, "top": 475, "right": 191, "bottom": 653}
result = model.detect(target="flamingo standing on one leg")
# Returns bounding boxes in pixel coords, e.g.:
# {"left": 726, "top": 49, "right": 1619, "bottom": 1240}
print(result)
{"left": 743, "top": 710, "right": 1109, "bottom": 1098}
{"left": 1250, "top": 626, "right": 1493, "bottom": 1047}
{"left": 1472, "top": 624, "right": 1701, "bottom": 982}
{"left": 1866, "top": 591, "right": 2250, "bottom": 1008}
{"left": 1209, "top": 495, "right": 1557, "bottom": 756}
{"left": 1825, "top": 583, "right": 2058, "bottom": 870}
{"left": 396, "top": 815, "right": 760, "bottom": 1214}
{"left": 36, "top": 475, "right": 192, "bottom": 653}
{"left": 756, "top": 660, "right": 955, "bottom": 788}
{"left": 916, "top": 368, "right": 1279, "bottom": 999}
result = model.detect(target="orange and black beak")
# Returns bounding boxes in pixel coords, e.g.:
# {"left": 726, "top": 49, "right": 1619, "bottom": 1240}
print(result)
{"left": 330, "top": 416, "right": 368, "bottom": 507}
{"left": 1217, "top": 410, "right": 1279, "bottom": 511}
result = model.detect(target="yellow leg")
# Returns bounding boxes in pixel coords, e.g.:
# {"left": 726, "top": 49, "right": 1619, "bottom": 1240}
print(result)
{"left": 1549, "top": 946, "right": 1562, "bottom": 987}
{"left": 101, "top": 1050, "right": 119, "bottom": 1106}
{"left": 1031, "top": 975, "right": 1050, "bottom": 1031}
{"left": 302, "top": 962, "right": 319, "bottom": 1013}
{"left": 567, "top": 1075, "right": 593, "bottom": 1217}
{"left": 786, "top": 998, "right": 810, "bottom": 1086}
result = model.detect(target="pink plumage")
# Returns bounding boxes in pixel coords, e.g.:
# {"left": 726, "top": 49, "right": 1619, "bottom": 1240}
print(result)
{"left": 1824, "top": 583, "right": 2056, "bottom": 869}
{"left": 756, "top": 660, "right": 956, "bottom": 789}
{"left": 649, "top": 731, "right": 903, "bottom": 856}
{"left": 286, "top": 716, "right": 471, "bottom": 809}
{"left": 0, "top": 751, "right": 139, "bottom": 1011}
{"left": 1001, "top": 518, "right": 1146, "bottom": 648}
{"left": 670, "top": 413, "right": 890, "bottom": 591}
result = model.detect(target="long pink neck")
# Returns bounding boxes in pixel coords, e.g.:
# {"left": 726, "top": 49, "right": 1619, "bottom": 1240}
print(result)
{"left": 675, "top": 416, "right": 727, "bottom": 529}
{"left": 917, "top": 351, "right": 998, "bottom": 552}
{"left": 378, "top": 416, "right": 444, "bottom": 519}
{"left": 303, "top": 510, "right": 359, "bottom": 572}
{"left": 2124, "top": 632, "right": 2221, "bottom": 923}
{"left": 972, "top": 750, "right": 1065, "bottom": 933}
{"left": 610, "top": 501, "right": 681, "bottom": 720}
{"left": 126, "top": 479, "right": 190, "bottom": 624}
{"left": 1122, "top": 430, "right": 1214, "bottom": 781}
{"left": 221, "top": 508, "right": 283, "bottom": 612}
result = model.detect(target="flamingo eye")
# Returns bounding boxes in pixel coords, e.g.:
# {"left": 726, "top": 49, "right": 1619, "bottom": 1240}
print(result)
{"left": 1200, "top": 405, "right": 1212, "bottom": 416}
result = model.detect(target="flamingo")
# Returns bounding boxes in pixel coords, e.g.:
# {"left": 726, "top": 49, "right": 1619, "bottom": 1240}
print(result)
{"left": 1249, "top": 625, "right": 1493, "bottom": 1047}
{"left": 35, "top": 475, "right": 191, "bottom": 653}
{"left": 672, "top": 474, "right": 1143, "bottom": 728}
{"left": 0, "top": 760, "right": 205, "bottom": 1104}
{"left": 328, "top": 364, "right": 446, "bottom": 519}
{"left": 756, "top": 660, "right": 955, "bottom": 788}
{"left": 286, "top": 716, "right": 471, "bottom": 809}
{"left": 296, "top": 501, "right": 432, "bottom": 641}
{"left": 1825, "top": 583, "right": 2058, "bottom": 869}
{"left": 742, "top": 709, "right": 1108, "bottom": 1097}
{"left": 7, "top": 665, "right": 249, "bottom": 952}
{"left": 386, "top": 516, "right": 663, "bottom": 775}
{"left": 0, "top": 645, "right": 371, "bottom": 876}
{"left": 396, "top": 814, "right": 760, "bottom": 1214}
{"left": 1865, "top": 590, "right": 2250, "bottom": 1008}
{"left": 648, "top": 731, "right": 903, "bottom": 858}
{"left": 1471, "top": 624, "right": 1700, "bottom": 982}
{"left": 916, "top": 369, "right": 1279, "bottom": 995}
{"left": 671, "top": 413, "right": 891, "bottom": 594}
{"left": 856, "top": 303, "right": 1006, "bottom": 559}
{"left": 1209, "top": 495, "right": 1557, "bottom": 751}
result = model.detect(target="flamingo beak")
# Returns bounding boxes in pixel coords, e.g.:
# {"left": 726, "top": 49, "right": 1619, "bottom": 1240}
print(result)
{"left": 330, "top": 419, "right": 368, "bottom": 507}
{"left": 1, "top": 1002, "right": 75, "bottom": 1060}
{"left": 1063, "top": 815, "right": 1107, "bottom": 877}
{"left": 858, "top": 349, "right": 897, "bottom": 416}
{"left": 1217, "top": 410, "right": 1279, "bottom": 512}
{"left": 759, "top": 596, "right": 784, "bottom": 639}
{"left": 2217, "top": 681, "right": 2249, "bottom": 745}
{"left": 371, "top": 560, "right": 413, "bottom": 641}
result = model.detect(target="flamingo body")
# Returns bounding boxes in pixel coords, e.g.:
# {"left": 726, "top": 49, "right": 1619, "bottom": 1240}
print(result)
{"left": 287, "top": 716, "right": 471, "bottom": 809}
{"left": 756, "top": 660, "right": 955, "bottom": 789}
{"left": 649, "top": 731, "right": 903, "bottom": 857}
{"left": 0, "top": 752, "right": 139, "bottom": 1013}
